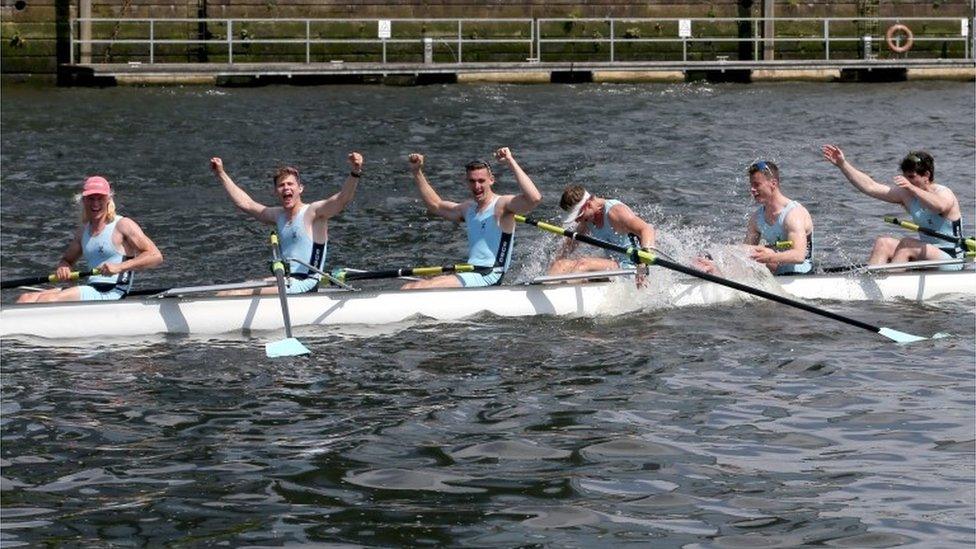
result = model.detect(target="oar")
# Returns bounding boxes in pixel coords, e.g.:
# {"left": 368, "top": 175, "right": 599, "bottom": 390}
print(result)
{"left": 516, "top": 215, "right": 934, "bottom": 344}
{"left": 884, "top": 215, "right": 976, "bottom": 252}
{"left": 330, "top": 264, "right": 494, "bottom": 284}
{"left": 1, "top": 268, "right": 101, "bottom": 290}
{"left": 265, "top": 232, "right": 310, "bottom": 358}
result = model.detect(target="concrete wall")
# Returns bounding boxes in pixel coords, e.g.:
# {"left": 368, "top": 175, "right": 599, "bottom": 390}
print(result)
{"left": 2, "top": 1, "right": 974, "bottom": 81}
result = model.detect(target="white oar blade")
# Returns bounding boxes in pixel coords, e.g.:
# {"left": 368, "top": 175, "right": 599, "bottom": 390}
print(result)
{"left": 878, "top": 327, "right": 927, "bottom": 344}
{"left": 265, "top": 337, "right": 311, "bottom": 358}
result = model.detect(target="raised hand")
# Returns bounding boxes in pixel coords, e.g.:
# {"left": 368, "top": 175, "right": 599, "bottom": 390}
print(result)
{"left": 408, "top": 153, "right": 425, "bottom": 173}
{"left": 348, "top": 151, "right": 364, "bottom": 172}
{"left": 210, "top": 157, "right": 225, "bottom": 175}
{"left": 822, "top": 144, "right": 845, "bottom": 167}
{"left": 494, "top": 147, "right": 513, "bottom": 165}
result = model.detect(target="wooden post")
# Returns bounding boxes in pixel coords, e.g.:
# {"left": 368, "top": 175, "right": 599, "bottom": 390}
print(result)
{"left": 763, "top": 0, "right": 774, "bottom": 61}
{"left": 80, "top": 0, "right": 91, "bottom": 63}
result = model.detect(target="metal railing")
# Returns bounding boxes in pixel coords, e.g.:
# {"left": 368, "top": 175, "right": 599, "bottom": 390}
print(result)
{"left": 70, "top": 16, "right": 974, "bottom": 65}
{"left": 70, "top": 18, "right": 535, "bottom": 65}
{"left": 535, "top": 17, "right": 973, "bottom": 62}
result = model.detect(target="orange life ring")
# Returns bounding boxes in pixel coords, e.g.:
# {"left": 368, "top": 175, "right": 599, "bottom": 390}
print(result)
{"left": 886, "top": 24, "right": 914, "bottom": 53}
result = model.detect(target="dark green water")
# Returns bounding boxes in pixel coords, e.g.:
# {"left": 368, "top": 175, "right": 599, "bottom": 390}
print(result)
{"left": 1, "top": 81, "right": 973, "bottom": 546}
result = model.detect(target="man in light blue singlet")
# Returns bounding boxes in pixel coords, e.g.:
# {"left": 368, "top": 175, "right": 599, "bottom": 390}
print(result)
{"left": 548, "top": 185, "right": 656, "bottom": 285}
{"left": 695, "top": 161, "right": 814, "bottom": 276}
{"left": 16, "top": 176, "right": 163, "bottom": 303}
{"left": 823, "top": 145, "right": 965, "bottom": 270}
{"left": 210, "top": 152, "right": 364, "bottom": 294}
{"left": 401, "top": 147, "right": 542, "bottom": 289}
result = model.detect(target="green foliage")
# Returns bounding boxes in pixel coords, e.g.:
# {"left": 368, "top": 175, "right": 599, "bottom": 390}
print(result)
{"left": 624, "top": 27, "right": 641, "bottom": 39}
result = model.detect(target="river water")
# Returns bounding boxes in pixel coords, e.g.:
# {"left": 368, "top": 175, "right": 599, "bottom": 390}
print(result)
{"left": 1, "top": 81, "right": 974, "bottom": 547}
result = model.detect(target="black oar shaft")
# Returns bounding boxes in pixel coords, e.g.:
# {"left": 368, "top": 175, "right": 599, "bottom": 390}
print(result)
{"left": 518, "top": 216, "right": 883, "bottom": 335}
{"left": 653, "top": 255, "right": 879, "bottom": 333}
{"left": 884, "top": 215, "right": 975, "bottom": 251}
{"left": 1, "top": 269, "right": 98, "bottom": 289}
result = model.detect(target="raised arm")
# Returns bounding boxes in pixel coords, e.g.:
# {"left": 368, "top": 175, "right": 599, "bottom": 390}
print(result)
{"left": 408, "top": 153, "right": 465, "bottom": 222}
{"left": 822, "top": 144, "right": 904, "bottom": 204}
{"left": 210, "top": 157, "right": 275, "bottom": 224}
{"left": 494, "top": 147, "right": 543, "bottom": 215}
{"left": 608, "top": 204, "right": 655, "bottom": 249}
{"left": 310, "top": 152, "right": 364, "bottom": 220}
{"left": 97, "top": 217, "right": 164, "bottom": 276}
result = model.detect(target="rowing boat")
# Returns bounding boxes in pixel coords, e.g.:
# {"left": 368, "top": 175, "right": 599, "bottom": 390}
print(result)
{"left": 1, "top": 268, "right": 972, "bottom": 340}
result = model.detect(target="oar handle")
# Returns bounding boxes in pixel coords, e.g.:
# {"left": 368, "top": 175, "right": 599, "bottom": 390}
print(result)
{"left": 884, "top": 215, "right": 975, "bottom": 251}
{"left": 1, "top": 268, "right": 100, "bottom": 289}
{"left": 269, "top": 231, "right": 295, "bottom": 339}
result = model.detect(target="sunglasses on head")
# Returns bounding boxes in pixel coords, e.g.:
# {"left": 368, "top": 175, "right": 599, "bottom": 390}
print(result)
{"left": 465, "top": 159, "right": 493, "bottom": 176}
{"left": 464, "top": 160, "right": 494, "bottom": 175}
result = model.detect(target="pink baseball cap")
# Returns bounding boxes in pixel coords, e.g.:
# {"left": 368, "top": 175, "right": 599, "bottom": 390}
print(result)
{"left": 82, "top": 176, "right": 111, "bottom": 196}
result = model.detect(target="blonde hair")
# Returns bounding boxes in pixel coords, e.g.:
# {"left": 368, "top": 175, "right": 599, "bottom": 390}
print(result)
{"left": 78, "top": 194, "right": 117, "bottom": 224}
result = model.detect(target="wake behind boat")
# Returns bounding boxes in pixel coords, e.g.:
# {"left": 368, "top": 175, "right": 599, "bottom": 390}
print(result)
{"left": 1, "top": 267, "right": 972, "bottom": 340}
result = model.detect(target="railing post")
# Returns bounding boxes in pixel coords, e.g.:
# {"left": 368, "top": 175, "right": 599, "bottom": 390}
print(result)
{"left": 69, "top": 17, "right": 75, "bottom": 64}
{"left": 536, "top": 19, "right": 541, "bottom": 61}
{"left": 529, "top": 18, "right": 534, "bottom": 60}
{"left": 80, "top": 0, "right": 91, "bottom": 63}
{"left": 227, "top": 19, "right": 233, "bottom": 64}
{"left": 823, "top": 18, "right": 829, "bottom": 60}
{"left": 149, "top": 20, "right": 154, "bottom": 64}
{"left": 683, "top": 38, "right": 687, "bottom": 62}
{"left": 457, "top": 20, "right": 463, "bottom": 63}
{"left": 609, "top": 19, "right": 614, "bottom": 63}
{"left": 306, "top": 20, "right": 310, "bottom": 64}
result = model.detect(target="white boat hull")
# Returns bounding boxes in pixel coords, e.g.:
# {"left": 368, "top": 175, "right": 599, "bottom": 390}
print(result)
{"left": 1, "top": 269, "right": 973, "bottom": 339}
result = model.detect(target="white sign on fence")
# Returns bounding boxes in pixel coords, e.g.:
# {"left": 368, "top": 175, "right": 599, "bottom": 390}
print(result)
{"left": 378, "top": 19, "right": 392, "bottom": 39}
{"left": 678, "top": 19, "right": 692, "bottom": 38}
{"left": 962, "top": 19, "right": 969, "bottom": 37}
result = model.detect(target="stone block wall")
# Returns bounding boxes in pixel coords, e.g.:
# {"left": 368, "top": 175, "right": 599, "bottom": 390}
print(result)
{"left": 2, "top": 1, "right": 973, "bottom": 80}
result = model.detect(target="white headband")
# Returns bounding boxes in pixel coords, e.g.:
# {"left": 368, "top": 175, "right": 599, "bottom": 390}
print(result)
{"left": 563, "top": 191, "right": 591, "bottom": 226}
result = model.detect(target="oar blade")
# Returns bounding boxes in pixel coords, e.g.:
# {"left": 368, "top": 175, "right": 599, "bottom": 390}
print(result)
{"left": 877, "top": 327, "right": 927, "bottom": 344}
{"left": 265, "top": 337, "right": 311, "bottom": 358}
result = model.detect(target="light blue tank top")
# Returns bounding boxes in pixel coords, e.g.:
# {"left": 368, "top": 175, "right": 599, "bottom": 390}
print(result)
{"left": 589, "top": 200, "right": 636, "bottom": 264}
{"left": 82, "top": 216, "right": 133, "bottom": 290}
{"left": 276, "top": 205, "right": 327, "bottom": 279}
{"left": 756, "top": 200, "right": 813, "bottom": 275}
{"left": 908, "top": 194, "right": 962, "bottom": 254}
{"left": 464, "top": 197, "right": 513, "bottom": 271}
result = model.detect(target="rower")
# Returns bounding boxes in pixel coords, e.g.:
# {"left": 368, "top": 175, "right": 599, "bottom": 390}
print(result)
{"left": 210, "top": 152, "right": 363, "bottom": 295}
{"left": 696, "top": 160, "right": 814, "bottom": 276}
{"left": 402, "top": 147, "right": 542, "bottom": 289}
{"left": 16, "top": 176, "right": 163, "bottom": 303}
{"left": 822, "top": 145, "right": 964, "bottom": 270}
{"left": 547, "top": 185, "right": 655, "bottom": 286}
